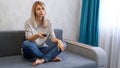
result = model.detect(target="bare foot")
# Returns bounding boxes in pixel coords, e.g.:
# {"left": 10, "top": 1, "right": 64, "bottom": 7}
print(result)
{"left": 32, "top": 59, "right": 44, "bottom": 66}
{"left": 52, "top": 57, "right": 62, "bottom": 62}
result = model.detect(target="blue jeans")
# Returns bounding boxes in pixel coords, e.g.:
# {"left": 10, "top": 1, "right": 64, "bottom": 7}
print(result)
{"left": 22, "top": 40, "right": 66, "bottom": 62}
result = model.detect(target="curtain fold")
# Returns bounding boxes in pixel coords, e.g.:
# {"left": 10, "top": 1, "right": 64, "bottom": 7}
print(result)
{"left": 79, "top": 0, "right": 99, "bottom": 46}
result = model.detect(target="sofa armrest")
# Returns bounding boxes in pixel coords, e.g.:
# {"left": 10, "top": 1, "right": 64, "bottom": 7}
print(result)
{"left": 64, "top": 39, "right": 106, "bottom": 68}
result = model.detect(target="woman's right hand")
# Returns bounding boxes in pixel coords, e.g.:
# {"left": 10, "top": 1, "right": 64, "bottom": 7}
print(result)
{"left": 36, "top": 32, "right": 44, "bottom": 38}
{"left": 26, "top": 32, "right": 45, "bottom": 41}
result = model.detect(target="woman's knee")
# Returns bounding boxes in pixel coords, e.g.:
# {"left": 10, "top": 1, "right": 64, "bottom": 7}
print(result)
{"left": 22, "top": 40, "right": 34, "bottom": 48}
{"left": 23, "top": 40, "right": 30, "bottom": 46}
{"left": 55, "top": 41, "right": 67, "bottom": 49}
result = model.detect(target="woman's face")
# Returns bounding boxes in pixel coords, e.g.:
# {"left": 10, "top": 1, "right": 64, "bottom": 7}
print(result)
{"left": 35, "top": 5, "right": 45, "bottom": 17}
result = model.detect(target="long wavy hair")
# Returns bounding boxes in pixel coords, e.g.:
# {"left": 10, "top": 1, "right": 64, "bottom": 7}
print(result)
{"left": 31, "top": 1, "right": 48, "bottom": 27}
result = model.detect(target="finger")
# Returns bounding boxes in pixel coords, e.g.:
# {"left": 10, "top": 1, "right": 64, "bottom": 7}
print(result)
{"left": 59, "top": 46, "right": 64, "bottom": 52}
{"left": 61, "top": 47, "right": 64, "bottom": 51}
{"left": 58, "top": 47, "right": 60, "bottom": 51}
{"left": 58, "top": 44, "right": 64, "bottom": 51}
{"left": 39, "top": 33, "right": 44, "bottom": 38}
{"left": 58, "top": 45, "right": 62, "bottom": 51}
{"left": 61, "top": 46, "right": 65, "bottom": 51}
{"left": 60, "top": 48, "right": 63, "bottom": 51}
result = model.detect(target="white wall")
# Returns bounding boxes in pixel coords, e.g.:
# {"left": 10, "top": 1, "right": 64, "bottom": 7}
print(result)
{"left": 0, "top": 0, "right": 82, "bottom": 41}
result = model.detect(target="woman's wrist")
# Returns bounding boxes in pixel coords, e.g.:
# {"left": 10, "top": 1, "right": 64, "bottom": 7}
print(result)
{"left": 34, "top": 33, "right": 39, "bottom": 39}
{"left": 57, "top": 39, "right": 61, "bottom": 44}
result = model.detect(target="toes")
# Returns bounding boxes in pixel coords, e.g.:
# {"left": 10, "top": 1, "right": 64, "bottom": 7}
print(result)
{"left": 32, "top": 59, "right": 44, "bottom": 66}
{"left": 52, "top": 57, "right": 62, "bottom": 62}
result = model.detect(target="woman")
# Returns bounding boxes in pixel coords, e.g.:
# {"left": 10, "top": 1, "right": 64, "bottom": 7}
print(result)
{"left": 22, "top": 1, "right": 66, "bottom": 66}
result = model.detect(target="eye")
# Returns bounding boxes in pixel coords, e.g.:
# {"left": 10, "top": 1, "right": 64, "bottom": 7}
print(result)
{"left": 37, "top": 8, "right": 40, "bottom": 10}
{"left": 42, "top": 7, "right": 44, "bottom": 10}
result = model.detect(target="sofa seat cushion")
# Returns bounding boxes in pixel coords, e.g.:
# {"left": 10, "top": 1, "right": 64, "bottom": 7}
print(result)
{"left": 0, "top": 51, "right": 97, "bottom": 68}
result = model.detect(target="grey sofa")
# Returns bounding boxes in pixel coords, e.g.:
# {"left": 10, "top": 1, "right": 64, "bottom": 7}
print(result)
{"left": 0, "top": 29, "right": 106, "bottom": 68}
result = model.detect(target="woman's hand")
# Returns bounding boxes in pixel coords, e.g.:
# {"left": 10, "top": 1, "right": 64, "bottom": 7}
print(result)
{"left": 26, "top": 32, "right": 44, "bottom": 41}
{"left": 36, "top": 32, "right": 45, "bottom": 38}
{"left": 57, "top": 40, "right": 65, "bottom": 52}
{"left": 50, "top": 38, "right": 65, "bottom": 51}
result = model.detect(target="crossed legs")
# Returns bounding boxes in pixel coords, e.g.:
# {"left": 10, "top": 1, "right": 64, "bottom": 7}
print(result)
{"left": 22, "top": 40, "right": 65, "bottom": 65}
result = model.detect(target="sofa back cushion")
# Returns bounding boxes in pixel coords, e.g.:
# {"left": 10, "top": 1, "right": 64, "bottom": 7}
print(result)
{"left": 0, "top": 31, "right": 25, "bottom": 57}
{"left": 54, "top": 29, "right": 63, "bottom": 41}
{"left": 0, "top": 29, "right": 63, "bottom": 57}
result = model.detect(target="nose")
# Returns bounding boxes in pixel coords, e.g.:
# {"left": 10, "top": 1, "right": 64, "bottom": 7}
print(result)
{"left": 40, "top": 9, "right": 43, "bottom": 13}
{"left": 40, "top": 11, "right": 43, "bottom": 14}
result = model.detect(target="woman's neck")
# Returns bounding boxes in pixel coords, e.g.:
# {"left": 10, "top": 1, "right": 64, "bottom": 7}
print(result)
{"left": 35, "top": 16, "right": 42, "bottom": 24}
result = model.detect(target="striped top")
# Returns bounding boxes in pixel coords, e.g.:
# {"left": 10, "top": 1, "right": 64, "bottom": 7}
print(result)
{"left": 25, "top": 18, "right": 56, "bottom": 47}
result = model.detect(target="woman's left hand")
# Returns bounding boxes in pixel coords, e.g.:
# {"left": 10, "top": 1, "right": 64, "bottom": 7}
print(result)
{"left": 57, "top": 40, "right": 65, "bottom": 52}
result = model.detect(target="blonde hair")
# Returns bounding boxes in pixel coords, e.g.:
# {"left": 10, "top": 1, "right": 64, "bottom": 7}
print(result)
{"left": 31, "top": 1, "right": 48, "bottom": 27}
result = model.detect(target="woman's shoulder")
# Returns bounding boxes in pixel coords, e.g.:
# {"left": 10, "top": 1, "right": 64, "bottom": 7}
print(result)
{"left": 25, "top": 18, "right": 33, "bottom": 25}
{"left": 46, "top": 19, "right": 52, "bottom": 26}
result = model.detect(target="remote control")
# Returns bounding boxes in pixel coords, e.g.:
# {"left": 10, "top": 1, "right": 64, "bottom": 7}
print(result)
{"left": 42, "top": 33, "right": 47, "bottom": 37}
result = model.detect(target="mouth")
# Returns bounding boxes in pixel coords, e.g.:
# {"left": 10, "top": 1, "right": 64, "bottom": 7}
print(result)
{"left": 40, "top": 14, "right": 43, "bottom": 15}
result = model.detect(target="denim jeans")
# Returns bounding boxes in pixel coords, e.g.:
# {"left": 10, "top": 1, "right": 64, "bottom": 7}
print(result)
{"left": 22, "top": 40, "right": 66, "bottom": 62}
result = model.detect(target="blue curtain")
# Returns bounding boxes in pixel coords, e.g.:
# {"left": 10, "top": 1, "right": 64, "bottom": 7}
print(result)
{"left": 79, "top": 0, "right": 100, "bottom": 46}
